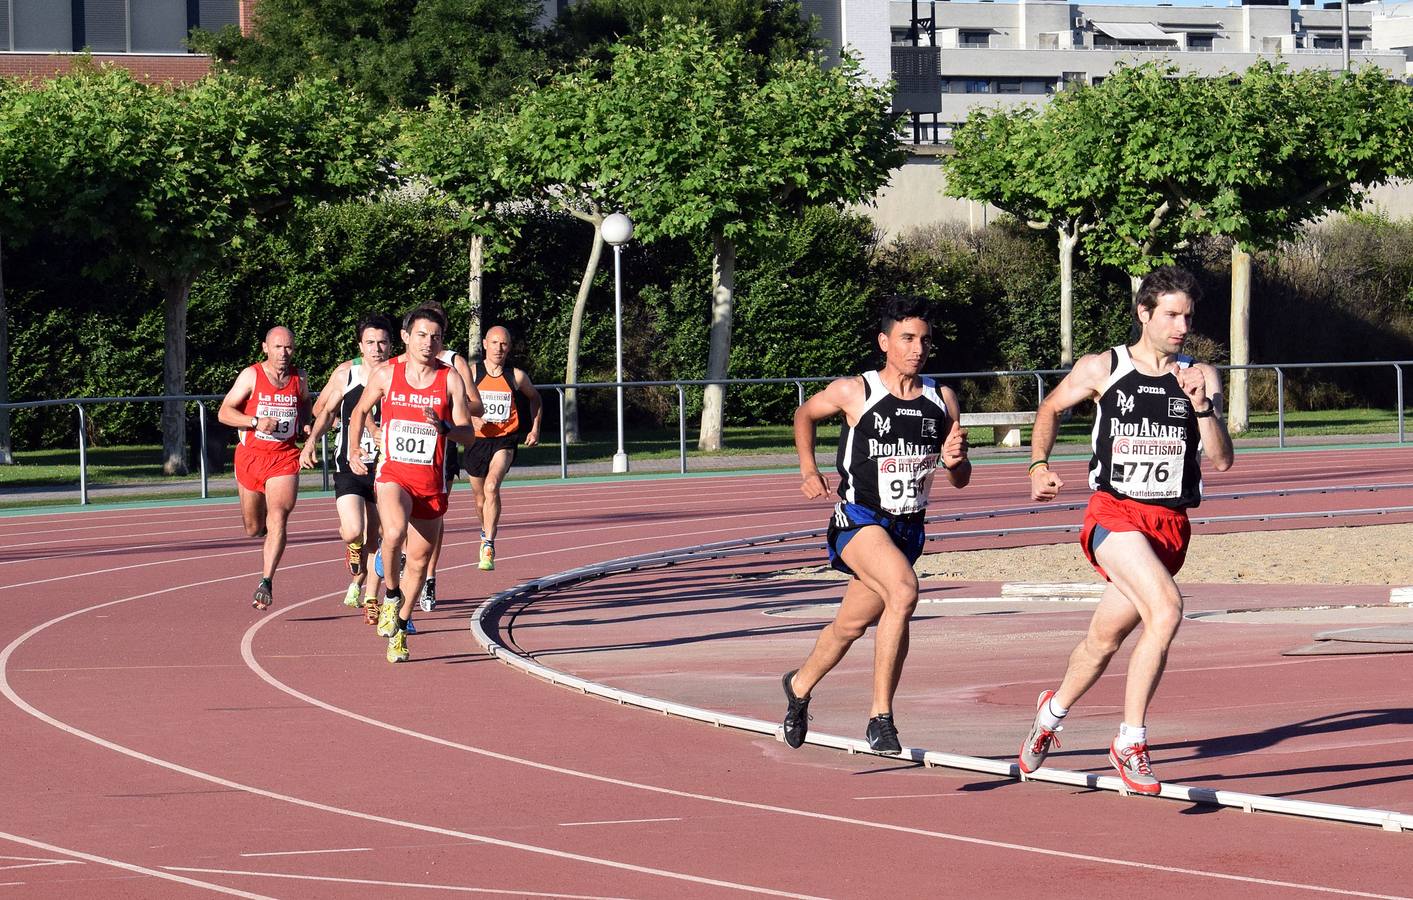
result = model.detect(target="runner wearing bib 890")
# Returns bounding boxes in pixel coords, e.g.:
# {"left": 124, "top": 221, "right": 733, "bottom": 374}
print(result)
{"left": 1018, "top": 266, "right": 1233, "bottom": 795}
{"left": 218, "top": 326, "right": 310, "bottom": 611}
{"left": 346, "top": 306, "right": 477, "bottom": 664}
{"left": 780, "top": 296, "right": 971, "bottom": 755}
{"left": 465, "top": 325, "right": 541, "bottom": 572}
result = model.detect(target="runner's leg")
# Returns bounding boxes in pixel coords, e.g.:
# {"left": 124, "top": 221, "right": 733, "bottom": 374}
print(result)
{"left": 480, "top": 448, "right": 514, "bottom": 542}
{"left": 238, "top": 483, "right": 267, "bottom": 538}
{"left": 398, "top": 514, "right": 442, "bottom": 622}
{"left": 792, "top": 577, "right": 885, "bottom": 698}
{"left": 261, "top": 474, "right": 298, "bottom": 580}
{"left": 837, "top": 526, "right": 919, "bottom": 717}
{"left": 1053, "top": 583, "right": 1142, "bottom": 710}
{"left": 1093, "top": 531, "right": 1184, "bottom": 727}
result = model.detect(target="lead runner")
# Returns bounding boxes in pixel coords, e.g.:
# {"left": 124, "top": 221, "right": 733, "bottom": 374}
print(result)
{"left": 780, "top": 296, "right": 970, "bottom": 754}
{"left": 1017, "top": 266, "right": 1233, "bottom": 794}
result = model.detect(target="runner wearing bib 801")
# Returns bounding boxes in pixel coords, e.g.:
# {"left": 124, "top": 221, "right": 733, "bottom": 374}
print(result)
{"left": 1019, "top": 266, "right": 1233, "bottom": 796}
{"left": 218, "top": 326, "right": 310, "bottom": 611}
{"left": 780, "top": 296, "right": 971, "bottom": 756}
{"left": 346, "top": 306, "right": 478, "bottom": 664}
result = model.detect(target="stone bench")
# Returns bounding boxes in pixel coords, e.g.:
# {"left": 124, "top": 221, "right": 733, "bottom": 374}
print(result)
{"left": 959, "top": 411, "right": 1036, "bottom": 448}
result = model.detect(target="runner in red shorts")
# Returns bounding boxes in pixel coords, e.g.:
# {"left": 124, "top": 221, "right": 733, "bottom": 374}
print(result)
{"left": 218, "top": 326, "right": 310, "bottom": 610}
{"left": 346, "top": 306, "right": 477, "bottom": 663}
{"left": 1018, "top": 267, "right": 1233, "bottom": 794}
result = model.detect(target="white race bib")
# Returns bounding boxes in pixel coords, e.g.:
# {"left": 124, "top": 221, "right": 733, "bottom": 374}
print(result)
{"left": 481, "top": 389, "right": 513, "bottom": 424}
{"left": 385, "top": 419, "right": 437, "bottom": 465}
{"left": 877, "top": 454, "right": 937, "bottom": 515}
{"left": 1109, "top": 436, "right": 1185, "bottom": 500}
{"left": 356, "top": 425, "right": 379, "bottom": 463}
{"left": 254, "top": 403, "right": 297, "bottom": 442}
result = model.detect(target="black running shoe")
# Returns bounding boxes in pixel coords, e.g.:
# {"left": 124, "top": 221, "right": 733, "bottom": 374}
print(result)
{"left": 866, "top": 713, "right": 901, "bottom": 753}
{"left": 781, "top": 670, "right": 811, "bottom": 749}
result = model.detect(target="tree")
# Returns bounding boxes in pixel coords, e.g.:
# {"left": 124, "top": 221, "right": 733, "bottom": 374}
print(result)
{"left": 544, "top": 21, "right": 901, "bottom": 449}
{"left": 548, "top": 0, "right": 817, "bottom": 67}
{"left": 0, "top": 80, "right": 43, "bottom": 464}
{"left": 29, "top": 68, "right": 389, "bottom": 473}
{"left": 192, "top": 0, "right": 547, "bottom": 111}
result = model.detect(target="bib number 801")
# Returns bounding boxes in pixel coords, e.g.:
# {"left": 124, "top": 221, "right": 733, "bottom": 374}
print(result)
{"left": 394, "top": 436, "right": 426, "bottom": 457}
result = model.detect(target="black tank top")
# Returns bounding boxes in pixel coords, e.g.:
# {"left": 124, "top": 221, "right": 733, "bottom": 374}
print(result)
{"left": 334, "top": 359, "right": 380, "bottom": 474}
{"left": 1088, "top": 345, "right": 1204, "bottom": 510}
{"left": 836, "top": 371, "right": 950, "bottom": 516}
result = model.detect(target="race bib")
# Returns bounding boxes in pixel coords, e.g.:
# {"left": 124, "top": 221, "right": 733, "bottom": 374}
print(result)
{"left": 1109, "top": 436, "right": 1185, "bottom": 500}
{"left": 877, "top": 454, "right": 937, "bottom": 515}
{"left": 356, "top": 425, "right": 379, "bottom": 464}
{"left": 254, "top": 402, "right": 297, "bottom": 442}
{"left": 385, "top": 418, "right": 437, "bottom": 465}
{"left": 481, "top": 390, "right": 513, "bottom": 424}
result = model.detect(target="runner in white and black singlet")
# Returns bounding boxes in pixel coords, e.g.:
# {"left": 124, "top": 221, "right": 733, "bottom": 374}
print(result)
{"left": 780, "top": 296, "right": 971, "bottom": 755}
{"left": 302, "top": 315, "right": 394, "bottom": 625}
{"left": 1018, "top": 266, "right": 1233, "bottom": 795}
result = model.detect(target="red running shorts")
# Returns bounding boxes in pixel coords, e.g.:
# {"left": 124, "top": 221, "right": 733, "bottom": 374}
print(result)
{"left": 1080, "top": 491, "right": 1191, "bottom": 581}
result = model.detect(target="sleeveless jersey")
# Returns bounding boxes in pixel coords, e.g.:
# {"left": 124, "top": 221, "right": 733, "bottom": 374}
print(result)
{"left": 1088, "top": 345, "right": 1204, "bottom": 510}
{"left": 473, "top": 361, "right": 519, "bottom": 439}
{"left": 239, "top": 365, "right": 303, "bottom": 452}
{"left": 333, "top": 359, "right": 381, "bottom": 474}
{"left": 835, "top": 371, "right": 949, "bottom": 516}
{"left": 376, "top": 360, "right": 452, "bottom": 496}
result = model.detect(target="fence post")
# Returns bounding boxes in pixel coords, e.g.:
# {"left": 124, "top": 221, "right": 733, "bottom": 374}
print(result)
{"left": 77, "top": 403, "right": 88, "bottom": 506}
{"left": 320, "top": 433, "right": 330, "bottom": 492}
{"left": 1275, "top": 367, "right": 1285, "bottom": 449}
{"left": 796, "top": 381, "right": 805, "bottom": 408}
{"left": 557, "top": 388, "right": 567, "bottom": 480}
{"left": 1396, "top": 364, "right": 1405, "bottom": 445}
{"left": 198, "top": 401, "right": 209, "bottom": 500}
{"left": 678, "top": 383, "right": 687, "bottom": 475}
{"left": 1035, "top": 374, "right": 1045, "bottom": 408}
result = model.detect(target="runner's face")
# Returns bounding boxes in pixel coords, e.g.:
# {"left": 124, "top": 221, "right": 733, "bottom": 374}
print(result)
{"left": 359, "top": 328, "right": 391, "bottom": 365}
{"left": 879, "top": 317, "right": 932, "bottom": 376}
{"left": 402, "top": 319, "right": 444, "bottom": 365}
{"left": 1139, "top": 292, "right": 1193, "bottom": 355}
{"left": 483, "top": 330, "right": 510, "bottom": 366}
{"left": 263, "top": 330, "right": 294, "bottom": 374}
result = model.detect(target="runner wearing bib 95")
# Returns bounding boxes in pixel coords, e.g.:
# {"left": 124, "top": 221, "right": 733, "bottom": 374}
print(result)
{"left": 300, "top": 314, "right": 395, "bottom": 625}
{"left": 346, "top": 306, "right": 478, "bottom": 663}
{"left": 1018, "top": 266, "right": 1233, "bottom": 795}
{"left": 218, "top": 325, "right": 310, "bottom": 611}
{"left": 780, "top": 296, "right": 970, "bottom": 754}
{"left": 466, "top": 325, "right": 541, "bottom": 572}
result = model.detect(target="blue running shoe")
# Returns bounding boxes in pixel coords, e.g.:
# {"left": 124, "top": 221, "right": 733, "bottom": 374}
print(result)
{"left": 373, "top": 549, "right": 384, "bottom": 579}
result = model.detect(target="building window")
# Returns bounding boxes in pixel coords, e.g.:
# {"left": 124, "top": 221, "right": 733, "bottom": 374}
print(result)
{"left": 5, "top": 0, "right": 239, "bottom": 53}
{"left": 968, "top": 79, "right": 992, "bottom": 94}
{"left": 959, "top": 31, "right": 991, "bottom": 48}
{"left": 1312, "top": 35, "right": 1343, "bottom": 50}
{"left": 1188, "top": 34, "right": 1214, "bottom": 51}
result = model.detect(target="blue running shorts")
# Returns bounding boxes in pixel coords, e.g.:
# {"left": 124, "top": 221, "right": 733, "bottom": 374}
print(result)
{"left": 825, "top": 502, "right": 926, "bottom": 577}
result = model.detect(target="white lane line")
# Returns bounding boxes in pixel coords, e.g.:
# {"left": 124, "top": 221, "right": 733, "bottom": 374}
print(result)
{"left": 0, "top": 831, "right": 275, "bottom": 899}
{"left": 852, "top": 793, "right": 968, "bottom": 801}
{"left": 165, "top": 866, "right": 644, "bottom": 898}
{"left": 238, "top": 847, "right": 371, "bottom": 858}
{"left": 0, "top": 856, "right": 76, "bottom": 863}
{"left": 558, "top": 818, "right": 682, "bottom": 828}
{"left": 243, "top": 596, "right": 1413, "bottom": 900}
{"left": 0, "top": 861, "right": 79, "bottom": 872}
{"left": 2, "top": 593, "right": 830, "bottom": 899}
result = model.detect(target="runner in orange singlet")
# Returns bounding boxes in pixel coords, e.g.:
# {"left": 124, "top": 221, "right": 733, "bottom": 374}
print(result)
{"left": 218, "top": 326, "right": 310, "bottom": 610}
{"left": 347, "top": 306, "right": 477, "bottom": 663}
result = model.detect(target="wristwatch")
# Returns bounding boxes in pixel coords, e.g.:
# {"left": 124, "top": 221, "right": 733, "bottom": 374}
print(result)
{"left": 1194, "top": 402, "right": 1215, "bottom": 418}
{"left": 249, "top": 416, "right": 259, "bottom": 428}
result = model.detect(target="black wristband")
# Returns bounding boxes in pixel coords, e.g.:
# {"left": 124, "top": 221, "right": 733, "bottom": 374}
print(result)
{"left": 435, "top": 418, "right": 450, "bottom": 435}
{"left": 1194, "top": 402, "right": 1215, "bottom": 419}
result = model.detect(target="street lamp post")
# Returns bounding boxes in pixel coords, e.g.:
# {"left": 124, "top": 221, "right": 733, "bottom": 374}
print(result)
{"left": 600, "top": 212, "right": 634, "bottom": 474}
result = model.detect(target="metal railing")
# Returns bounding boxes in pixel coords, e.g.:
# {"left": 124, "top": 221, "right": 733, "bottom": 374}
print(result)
{"left": 1, "top": 359, "right": 1409, "bottom": 503}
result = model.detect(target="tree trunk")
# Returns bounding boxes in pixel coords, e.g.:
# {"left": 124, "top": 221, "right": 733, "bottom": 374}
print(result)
{"left": 1228, "top": 244, "right": 1252, "bottom": 434}
{"left": 160, "top": 276, "right": 192, "bottom": 475}
{"left": 564, "top": 223, "right": 605, "bottom": 445}
{"left": 0, "top": 231, "right": 13, "bottom": 464}
{"left": 1057, "top": 225, "right": 1078, "bottom": 367}
{"left": 467, "top": 234, "right": 484, "bottom": 358}
{"left": 698, "top": 233, "right": 735, "bottom": 452}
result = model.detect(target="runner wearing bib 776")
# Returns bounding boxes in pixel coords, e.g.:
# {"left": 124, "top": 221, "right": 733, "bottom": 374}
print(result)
{"left": 1018, "top": 266, "right": 1233, "bottom": 795}
{"left": 346, "top": 306, "right": 478, "bottom": 664}
{"left": 780, "top": 296, "right": 971, "bottom": 755}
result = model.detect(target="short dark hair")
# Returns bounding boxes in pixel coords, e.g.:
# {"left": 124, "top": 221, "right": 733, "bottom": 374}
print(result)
{"left": 1134, "top": 266, "right": 1201, "bottom": 324}
{"left": 402, "top": 304, "right": 447, "bottom": 334}
{"left": 879, "top": 295, "right": 933, "bottom": 335}
{"left": 356, "top": 314, "right": 394, "bottom": 343}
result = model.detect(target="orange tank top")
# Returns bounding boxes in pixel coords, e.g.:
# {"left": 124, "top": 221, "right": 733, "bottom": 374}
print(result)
{"left": 474, "top": 362, "right": 519, "bottom": 439}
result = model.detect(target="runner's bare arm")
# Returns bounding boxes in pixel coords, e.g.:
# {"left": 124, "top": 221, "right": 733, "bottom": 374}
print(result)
{"left": 1195, "top": 362, "right": 1233, "bottom": 471}
{"left": 346, "top": 366, "right": 390, "bottom": 478}
{"left": 1029, "top": 352, "right": 1108, "bottom": 501}
{"left": 433, "top": 369, "right": 478, "bottom": 446}
{"left": 451, "top": 354, "right": 484, "bottom": 419}
{"left": 795, "top": 377, "right": 863, "bottom": 500}
{"left": 514, "top": 368, "right": 542, "bottom": 447}
{"left": 300, "top": 362, "right": 350, "bottom": 468}
{"left": 217, "top": 367, "right": 264, "bottom": 432}
{"left": 297, "top": 370, "right": 314, "bottom": 439}
{"left": 939, "top": 385, "right": 971, "bottom": 489}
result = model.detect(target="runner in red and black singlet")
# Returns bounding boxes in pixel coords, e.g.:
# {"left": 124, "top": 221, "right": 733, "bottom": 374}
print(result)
{"left": 218, "top": 325, "right": 311, "bottom": 611}
{"left": 1018, "top": 267, "right": 1233, "bottom": 795}
{"left": 465, "top": 325, "right": 542, "bottom": 572}
{"left": 301, "top": 314, "right": 395, "bottom": 624}
{"left": 346, "top": 306, "right": 477, "bottom": 664}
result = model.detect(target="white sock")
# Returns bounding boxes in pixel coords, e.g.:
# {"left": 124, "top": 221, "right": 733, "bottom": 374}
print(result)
{"left": 1117, "top": 722, "right": 1147, "bottom": 750}
{"left": 1038, "top": 696, "right": 1068, "bottom": 730}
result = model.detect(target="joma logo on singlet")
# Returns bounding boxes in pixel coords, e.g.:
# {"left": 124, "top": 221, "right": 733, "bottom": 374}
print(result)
{"left": 1137, "top": 385, "right": 1166, "bottom": 395}
{"left": 895, "top": 408, "right": 921, "bottom": 417}
{"left": 389, "top": 390, "right": 443, "bottom": 407}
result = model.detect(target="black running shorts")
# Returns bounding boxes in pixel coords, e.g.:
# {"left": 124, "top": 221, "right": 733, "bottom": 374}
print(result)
{"left": 333, "top": 468, "right": 376, "bottom": 502}
{"left": 463, "top": 435, "right": 518, "bottom": 479}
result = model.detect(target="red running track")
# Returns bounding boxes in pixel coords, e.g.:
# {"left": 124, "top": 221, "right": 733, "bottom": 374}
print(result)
{"left": 0, "top": 447, "right": 1411, "bottom": 898}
